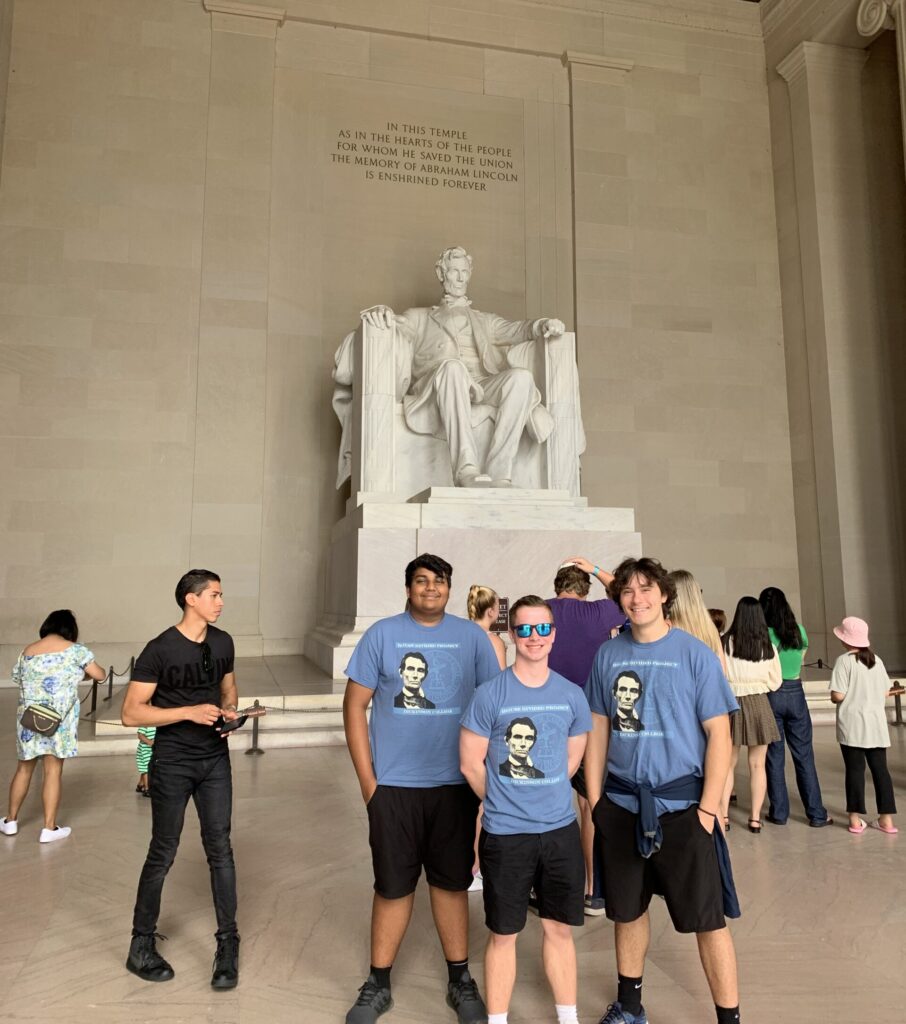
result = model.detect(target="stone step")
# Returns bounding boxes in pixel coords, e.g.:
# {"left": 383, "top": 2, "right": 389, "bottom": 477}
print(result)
{"left": 70, "top": 662, "right": 906, "bottom": 756}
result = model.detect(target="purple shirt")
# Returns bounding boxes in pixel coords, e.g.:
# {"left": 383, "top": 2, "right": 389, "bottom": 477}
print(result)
{"left": 548, "top": 596, "right": 626, "bottom": 687}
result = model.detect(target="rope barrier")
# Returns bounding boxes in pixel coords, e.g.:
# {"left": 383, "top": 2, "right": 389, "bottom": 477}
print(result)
{"left": 83, "top": 656, "right": 135, "bottom": 721}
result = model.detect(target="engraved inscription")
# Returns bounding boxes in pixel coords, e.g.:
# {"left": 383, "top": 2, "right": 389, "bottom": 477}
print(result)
{"left": 330, "top": 121, "right": 520, "bottom": 191}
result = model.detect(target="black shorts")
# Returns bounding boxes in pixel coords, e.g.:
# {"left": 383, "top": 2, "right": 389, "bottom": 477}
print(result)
{"left": 367, "top": 783, "right": 479, "bottom": 899}
{"left": 479, "top": 821, "right": 585, "bottom": 935}
{"left": 593, "top": 797, "right": 725, "bottom": 934}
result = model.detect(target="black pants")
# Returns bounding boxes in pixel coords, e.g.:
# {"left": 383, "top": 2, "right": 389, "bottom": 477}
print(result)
{"left": 132, "top": 753, "right": 237, "bottom": 938}
{"left": 840, "top": 744, "right": 897, "bottom": 815}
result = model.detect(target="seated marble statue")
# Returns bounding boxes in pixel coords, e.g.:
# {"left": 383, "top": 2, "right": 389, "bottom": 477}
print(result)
{"left": 333, "top": 245, "right": 578, "bottom": 490}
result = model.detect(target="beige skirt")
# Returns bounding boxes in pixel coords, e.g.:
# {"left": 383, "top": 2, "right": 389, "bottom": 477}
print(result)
{"left": 732, "top": 692, "right": 781, "bottom": 746}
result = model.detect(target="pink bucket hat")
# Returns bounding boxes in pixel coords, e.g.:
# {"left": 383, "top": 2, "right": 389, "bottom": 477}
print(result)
{"left": 833, "top": 616, "right": 870, "bottom": 648}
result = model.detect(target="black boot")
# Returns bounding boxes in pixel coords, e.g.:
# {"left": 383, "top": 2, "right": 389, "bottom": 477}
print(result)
{"left": 211, "top": 932, "right": 240, "bottom": 990}
{"left": 125, "top": 933, "right": 174, "bottom": 982}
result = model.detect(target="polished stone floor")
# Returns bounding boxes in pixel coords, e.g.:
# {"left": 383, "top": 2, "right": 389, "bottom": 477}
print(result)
{"left": 0, "top": 687, "right": 904, "bottom": 1023}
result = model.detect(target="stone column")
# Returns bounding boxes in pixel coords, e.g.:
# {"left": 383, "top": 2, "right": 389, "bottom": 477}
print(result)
{"left": 192, "top": 2, "right": 284, "bottom": 651}
{"left": 777, "top": 41, "right": 904, "bottom": 661}
{"left": 857, "top": 0, "right": 906, "bottom": 174}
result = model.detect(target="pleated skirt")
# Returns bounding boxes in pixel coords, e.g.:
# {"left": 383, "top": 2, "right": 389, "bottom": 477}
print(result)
{"left": 732, "top": 692, "right": 781, "bottom": 746}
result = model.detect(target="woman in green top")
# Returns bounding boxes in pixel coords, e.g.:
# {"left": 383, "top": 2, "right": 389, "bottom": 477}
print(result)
{"left": 759, "top": 588, "right": 832, "bottom": 827}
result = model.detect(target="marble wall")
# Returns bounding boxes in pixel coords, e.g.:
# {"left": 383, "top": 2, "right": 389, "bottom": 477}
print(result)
{"left": 0, "top": 0, "right": 804, "bottom": 667}
{"left": 763, "top": 0, "right": 906, "bottom": 664}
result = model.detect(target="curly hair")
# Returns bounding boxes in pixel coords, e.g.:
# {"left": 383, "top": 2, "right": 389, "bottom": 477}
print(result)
{"left": 608, "top": 557, "right": 676, "bottom": 616}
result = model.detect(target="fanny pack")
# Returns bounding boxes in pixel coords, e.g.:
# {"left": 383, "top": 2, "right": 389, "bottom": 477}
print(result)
{"left": 20, "top": 697, "right": 78, "bottom": 737}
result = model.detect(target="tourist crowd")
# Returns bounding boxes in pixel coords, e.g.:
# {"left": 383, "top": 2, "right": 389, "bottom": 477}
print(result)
{"left": 0, "top": 556, "right": 901, "bottom": 1024}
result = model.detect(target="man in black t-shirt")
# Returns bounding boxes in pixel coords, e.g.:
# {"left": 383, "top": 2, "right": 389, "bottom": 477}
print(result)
{"left": 122, "top": 569, "right": 242, "bottom": 990}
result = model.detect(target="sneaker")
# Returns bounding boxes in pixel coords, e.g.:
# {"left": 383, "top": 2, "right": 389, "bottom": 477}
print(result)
{"left": 126, "top": 933, "right": 175, "bottom": 982}
{"left": 468, "top": 871, "right": 483, "bottom": 893}
{"left": 346, "top": 974, "right": 393, "bottom": 1023}
{"left": 599, "top": 1002, "right": 648, "bottom": 1024}
{"left": 39, "top": 826, "right": 71, "bottom": 844}
{"left": 0, "top": 817, "right": 17, "bottom": 836}
{"left": 584, "top": 894, "right": 607, "bottom": 917}
{"left": 211, "top": 932, "right": 240, "bottom": 990}
{"left": 446, "top": 969, "right": 487, "bottom": 1023}
{"left": 808, "top": 816, "right": 834, "bottom": 828}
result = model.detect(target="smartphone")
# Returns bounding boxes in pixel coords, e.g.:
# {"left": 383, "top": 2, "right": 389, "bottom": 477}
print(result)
{"left": 215, "top": 706, "right": 266, "bottom": 733}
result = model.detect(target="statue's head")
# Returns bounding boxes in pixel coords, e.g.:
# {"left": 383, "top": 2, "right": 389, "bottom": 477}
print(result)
{"left": 435, "top": 246, "right": 473, "bottom": 298}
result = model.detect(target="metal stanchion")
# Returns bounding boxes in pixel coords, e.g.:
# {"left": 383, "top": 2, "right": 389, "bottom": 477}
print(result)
{"left": 88, "top": 679, "right": 99, "bottom": 716}
{"left": 245, "top": 699, "right": 264, "bottom": 756}
{"left": 104, "top": 666, "right": 114, "bottom": 702}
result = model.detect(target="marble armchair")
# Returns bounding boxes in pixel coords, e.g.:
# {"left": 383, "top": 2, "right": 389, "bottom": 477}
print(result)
{"left": 332, "top": 321, "right": 585, "bottom": 500}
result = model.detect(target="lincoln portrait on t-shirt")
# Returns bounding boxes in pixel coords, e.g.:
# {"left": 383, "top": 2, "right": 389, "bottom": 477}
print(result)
{"left": 393, "top": 651, "right": 436, "bottom": 710}
{"left": 499, "top": 716, "right": 545, "bottom": 778}
{"left": 612, "top": 670, "right": 644, "bottom": 732}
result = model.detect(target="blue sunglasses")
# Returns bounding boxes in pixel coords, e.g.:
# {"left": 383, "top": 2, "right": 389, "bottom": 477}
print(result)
{"left": 513, "top": 622, "right": 554, "bottom": 638}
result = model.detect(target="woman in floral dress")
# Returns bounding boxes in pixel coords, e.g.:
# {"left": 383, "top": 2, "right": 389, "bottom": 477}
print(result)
{"left": 0, "top": 610, "right": 105, "bottom": 844}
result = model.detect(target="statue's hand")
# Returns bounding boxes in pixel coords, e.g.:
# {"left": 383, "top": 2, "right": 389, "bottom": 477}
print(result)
{"left": 540, "top": 318, "right": 565, "bottom": 339}
{"left": 360, "top": 305, "right": 399, "bottom": 330}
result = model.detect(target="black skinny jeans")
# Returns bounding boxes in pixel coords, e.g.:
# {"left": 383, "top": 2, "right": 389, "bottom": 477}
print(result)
{"left": 840, "top": 744, "right": 897, "bottom": 816}
{"left": 132, "top": 752, "right": 237, "bottom": 938}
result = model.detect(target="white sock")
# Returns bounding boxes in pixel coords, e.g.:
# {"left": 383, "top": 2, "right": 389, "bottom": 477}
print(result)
{"left": 556, "top": 1005, "right": 579, "bottom": 1024}
{"left": 488, "top": 1014, "right": 508, "bottom": 1024}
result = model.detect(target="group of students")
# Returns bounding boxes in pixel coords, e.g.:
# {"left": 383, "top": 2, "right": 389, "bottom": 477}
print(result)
{"left": 0, "top": 558, "right": 899, "bottom": 1024}
{"left": 342, "top": 553, "right": 741, "bottom": 1024}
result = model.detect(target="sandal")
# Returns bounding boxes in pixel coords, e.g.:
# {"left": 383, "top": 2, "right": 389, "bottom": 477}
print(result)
{"left": 848, "top": 819, "right": 867, "bottom": 834}
{"left": 748, "top": 819, "right": 762, "bottom": 833}
{"left": 869, "top": 820, "right": 898, "bottom": 835}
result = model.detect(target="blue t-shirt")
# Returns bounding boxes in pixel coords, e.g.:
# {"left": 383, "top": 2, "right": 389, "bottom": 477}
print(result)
{"left": 586, "top": 628, "right": 737, "bottom": 816}
{"left": 346, "top": 611, "right": 501, "bottom": 787}
{"left": 461, "top": 667, "right": 593, "bottom": 835}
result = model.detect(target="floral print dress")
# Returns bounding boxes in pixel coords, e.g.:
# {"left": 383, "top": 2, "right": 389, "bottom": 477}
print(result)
{"left": 12, "top": 643, "right": 94, "bottom": 760}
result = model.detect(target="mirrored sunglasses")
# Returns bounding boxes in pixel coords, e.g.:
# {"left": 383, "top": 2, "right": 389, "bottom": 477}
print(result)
{"left": 513, "top": 622, "right": 554, "bottom": 638}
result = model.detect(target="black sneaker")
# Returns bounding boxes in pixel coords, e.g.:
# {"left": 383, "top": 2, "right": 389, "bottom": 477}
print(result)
{"left": 446, "top": 969, "right": 487, "bottom": 1023}
{"left": 125, "top": 933, "right": 174, "bottom": 982}
{"left": 211, "top": 932, "right": 240, "bottom": 990}
{"left": 346, "top": 974, "right": 393, "bottom": 1023}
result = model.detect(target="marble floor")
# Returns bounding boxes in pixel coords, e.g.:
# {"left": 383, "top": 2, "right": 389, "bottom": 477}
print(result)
{"left": 0, "top": 687, "right": 904, "bottom": 1023}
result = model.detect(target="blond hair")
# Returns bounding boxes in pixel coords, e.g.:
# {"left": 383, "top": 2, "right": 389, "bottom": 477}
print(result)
{"left": 668, "top": 569, "right": 723, "bottom": 660}
{"left": 467, "top": 584, "right": 499, "bottom": 622}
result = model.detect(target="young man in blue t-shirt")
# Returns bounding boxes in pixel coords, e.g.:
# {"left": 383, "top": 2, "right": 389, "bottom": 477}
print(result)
{"left": 460, "top": 595, "right": 592, "bottom": 1024}
{"left": 343, "top": 553, "right": 500, "bottom": 1024}
{"left": 584, "top": 557, "right": 740, "bottom": 1024}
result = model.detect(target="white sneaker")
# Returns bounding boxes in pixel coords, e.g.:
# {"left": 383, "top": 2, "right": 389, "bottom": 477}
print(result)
{"left": 39, "top": 826, "right": 71, "bottom": 844}
{"left": 0, "top": 817, "right": 18, "bottom": 836}
{"left": 468, "top": 871, "right": 483, "bottom": 893}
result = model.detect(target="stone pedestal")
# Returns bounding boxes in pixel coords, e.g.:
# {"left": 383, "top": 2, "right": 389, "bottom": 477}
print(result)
{"left": 305, "top": 487, "right": 641, "bottom": 678}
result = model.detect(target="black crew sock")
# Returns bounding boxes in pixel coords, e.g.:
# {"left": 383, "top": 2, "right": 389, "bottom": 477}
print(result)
{"left": 715, "top": 1005, "right": 740, "bottom": 1023}
{"left": 447, "top": 958, "right": 469, "bottom": 984}
{"left": 617, "top": 974, "right": 643, "bottom": 1016}
{"left": 370, "top": 965, "right": 392, "bottom": 990}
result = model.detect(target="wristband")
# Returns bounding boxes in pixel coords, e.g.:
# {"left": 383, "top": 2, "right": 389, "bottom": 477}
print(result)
{"left": 593, "top": 565, "right": 600, "bottom": 577}
{"left": 697, "top": 806, "right": 718, "bottom": 818}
